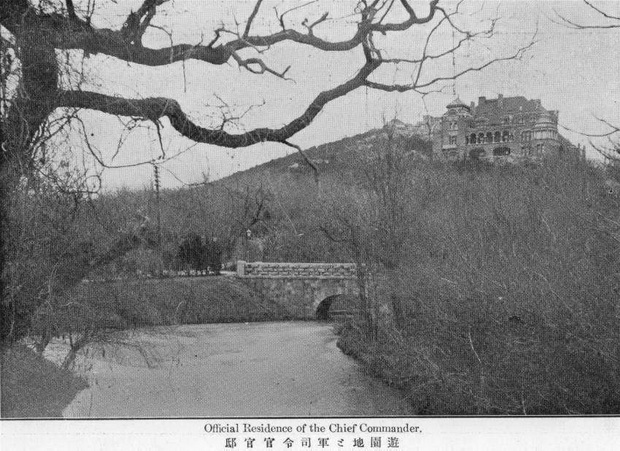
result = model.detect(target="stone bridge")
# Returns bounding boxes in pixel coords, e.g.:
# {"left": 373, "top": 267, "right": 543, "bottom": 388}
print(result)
{"left": 236, "top": 261, "right": 359, "bottom": 319}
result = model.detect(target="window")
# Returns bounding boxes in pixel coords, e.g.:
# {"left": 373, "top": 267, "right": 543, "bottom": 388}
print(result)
{"left": 493, "top": 147, "right": 511, "bottom": 156}
{"left": 494, "top": 131, "right": 501, "bottom": 143}
{"left": 522, "top": 131, "right": 532, "bottom": 142}
{"left": 486, "top": 132, "right": 493, "bottom": 143}
{"left": 502, "top": 130, "right": 510, "bottom": 142}
{"left": 470, "top": 133, "right": 477, "bottom": 144}
{"left": 478, "top": 133, "right": 485, "bottom": 144}
{"left": 449, "top": 136, "right": 457, "bottom": 145}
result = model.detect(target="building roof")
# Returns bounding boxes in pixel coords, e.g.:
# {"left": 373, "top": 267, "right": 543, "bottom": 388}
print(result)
{"left": 387, "top": 118, "right": 405, "bottom": 125}
{"left": 446, "top": 96, "right": 470, "bottom": 109}
{"left": 533, "top": 110, "right": 555, "bottom": 129}
{"left": 474, "top": 96, "right": 543, "bottom": 121}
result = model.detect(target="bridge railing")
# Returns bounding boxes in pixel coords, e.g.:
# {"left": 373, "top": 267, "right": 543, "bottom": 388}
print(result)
{"left": 236, "top": 261, "right": 357, "bottom": 279}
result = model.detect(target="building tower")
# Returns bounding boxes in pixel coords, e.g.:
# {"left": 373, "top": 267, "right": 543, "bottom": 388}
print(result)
{"left": 531, "top": 110, "right": 560, "bottom": 156}
{"left": 435, "top": 96, "right": 472, "bottom": 159}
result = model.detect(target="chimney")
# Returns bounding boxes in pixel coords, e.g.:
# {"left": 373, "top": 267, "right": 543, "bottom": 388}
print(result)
{"left": 478, "top": 96, "right": 486, "bottom": 105}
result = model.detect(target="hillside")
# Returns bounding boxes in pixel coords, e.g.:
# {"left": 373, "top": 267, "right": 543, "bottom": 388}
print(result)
{"left": 213, "top": 123, "right": 433, "bottom": 188}
{"left": 10, "top": 112, "right": 620, "bottom": 416}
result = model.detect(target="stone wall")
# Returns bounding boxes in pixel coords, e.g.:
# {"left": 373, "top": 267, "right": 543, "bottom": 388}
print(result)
{"left": 236, "top": 261, "right": 356, "bottom": 279}
{"left": 241, "top": 277, "right": 359, "bottom": 318}
{"left": 235, "top": 261, "right": 359, "bottom": 319}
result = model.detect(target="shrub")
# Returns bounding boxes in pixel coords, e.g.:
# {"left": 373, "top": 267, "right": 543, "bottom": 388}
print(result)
{"left": 337, "top": 153, "right": 620, "bottom": 414}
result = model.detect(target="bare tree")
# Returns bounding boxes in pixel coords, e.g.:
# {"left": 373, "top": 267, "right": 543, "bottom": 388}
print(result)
{"left": 554, "top": 0, "right": 620, "bottom": 30}
{"left": 1, "top": 0, "right": 532, "bottom": 171}
{"left": 1, "top": 0, "right": 532, "bottom": 341}
{"left": 555, "top": 0, "right": 620, "bottom": 160}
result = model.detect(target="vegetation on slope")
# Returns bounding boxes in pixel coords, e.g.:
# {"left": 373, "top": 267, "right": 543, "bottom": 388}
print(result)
{"left": 4, "top": 121, "right": 620, "bottom": 415}
{"left": 175, "top": 128, "right": 620, "bottom": 414}
{"left": 1, "top": 344, "right": 87, "bottom": 418}
{"left": 333, "top": 153, "right": 620, "bottom": 414}
{"left": 70, "top": 277, "right": 296, "bottom": 328}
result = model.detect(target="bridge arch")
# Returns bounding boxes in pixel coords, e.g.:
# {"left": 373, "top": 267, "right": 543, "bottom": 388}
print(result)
{"left": 236, "top": 261, "right": 359, "bottom": 319}
{"left": 316, "top": 294, "right": 358, "bottom": 320}
{"left": 316, "top": 295, "right": 341, "bottom": 320}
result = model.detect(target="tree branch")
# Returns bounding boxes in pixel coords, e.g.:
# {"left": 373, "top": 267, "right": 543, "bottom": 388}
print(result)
{"left": 231, "top": 51, "right": 292, "bottom": 79}
{"left": 0, "top": 0, "right": 439, "bottom": 70}
{"left": 282, "top": 140, "right": 320, "bottom": 184}
{"left": 65, "top": 0, "right": 77, "bottom": 20}
{"left": 582, "top": 0, "right": 620, "bottom": 21}
{"left": 370, "top": 0, "right": 439, "bottom": 32}
{"left": 302, "top": 12, "right": 329, "bottom": 35}
{"left": 243, "top": 0, "right": 264, "bottom": 38}
{"left": 121, "top": 0, "right": 168, "bottom": 45}
{"left": 2, "top": 0, "right": 536, "bottom": 175}
{"left": 553, "top": 0, "right": 620, "bottom": 29}
{"left": 57, "top": 60, "right": 380, "bottom": 148}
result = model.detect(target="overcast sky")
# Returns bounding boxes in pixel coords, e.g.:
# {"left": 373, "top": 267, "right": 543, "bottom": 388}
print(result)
{"left": 55, "top": 0, "right": 620, "bottom": 191}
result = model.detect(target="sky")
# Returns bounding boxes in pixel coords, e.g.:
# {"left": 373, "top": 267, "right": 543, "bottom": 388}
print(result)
{"left": 46, "top": 0, "right": 620, "bottom": 191}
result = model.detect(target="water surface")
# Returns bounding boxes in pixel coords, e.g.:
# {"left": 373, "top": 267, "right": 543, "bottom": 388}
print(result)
{"left": 63, "top": 321, "right": 411, "bottom": 417}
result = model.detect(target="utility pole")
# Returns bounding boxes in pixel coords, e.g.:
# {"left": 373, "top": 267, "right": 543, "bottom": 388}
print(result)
{"left": 153, "top": 164, "right": 163, "bottom": 268}
{"left": 245, "top": 229, "right": 251, "bottom": 262}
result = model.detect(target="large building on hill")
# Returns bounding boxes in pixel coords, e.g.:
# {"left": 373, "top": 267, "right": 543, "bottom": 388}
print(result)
{"left": 431, "top": 94, "right": 576, "bottom": 161}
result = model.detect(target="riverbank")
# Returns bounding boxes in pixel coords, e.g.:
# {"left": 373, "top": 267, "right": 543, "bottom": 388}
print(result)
{"left": 336, "top": 324, "right": 422, "bottom": 412}
{"left": 336, "top": 323, "right": 479, "bottom": 415}
{"left": 1, "top": 344, "right": 87, "bottom": 418}
{"left": 3, "top": 276, "right": 294, "bottom": 418}
{"left": 71, "top": 276, "right": 298, "bottom": 328}
{"left": 337, "top": 314, "right": 620, "bottom": 415}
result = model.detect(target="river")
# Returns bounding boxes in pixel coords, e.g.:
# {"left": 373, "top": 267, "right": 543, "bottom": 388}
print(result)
{"left": 61, "top": 321, "right": 412, "bottom": 417}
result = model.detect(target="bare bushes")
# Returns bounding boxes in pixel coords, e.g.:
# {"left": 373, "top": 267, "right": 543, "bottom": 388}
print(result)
{"left": 2, "top": 178, "right": 95, "bottom": 343}
{"left": 67, "top": 277, "right": 284, "bottom": 330}
{"left": 334, "top": 152, "right": 620, "bottom": 414}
